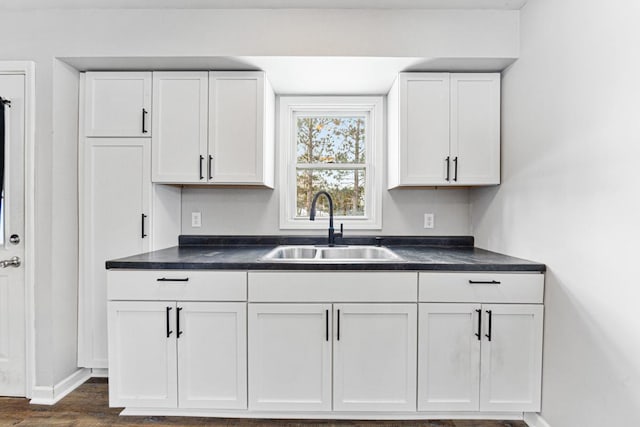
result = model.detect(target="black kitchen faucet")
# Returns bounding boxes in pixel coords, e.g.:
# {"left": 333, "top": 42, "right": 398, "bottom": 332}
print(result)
{"left": 309, "top": 190, "right": 344, "bottom": 247}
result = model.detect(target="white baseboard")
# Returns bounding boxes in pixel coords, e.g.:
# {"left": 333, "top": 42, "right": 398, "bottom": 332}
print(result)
{"left": 524, "top": 412, "right": 552, "bottom": 427}
{"left": 122, "top": 408, "right": 524, "bottom": 420}
{"left": 30, "top": 368, "right": 92, "bottom": 405}
{"left": 91, "top": 368, "right": 108, "bottom": 378}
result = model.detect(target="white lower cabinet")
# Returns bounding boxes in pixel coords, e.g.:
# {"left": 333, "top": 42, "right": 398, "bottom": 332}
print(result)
{"left": 108, "top": 301, "right": 177, "bottom": 408}
{"left": 248, "top": 304, "right": 332, "bottom": 411}
{"left": 333, "top": 304, "right": 417, "bottom": 411}
{"left": 418, "top": 303, "right": 543, "bottom": 412}
{"left": 248, "top": 303, "right": 417, "bottom": 412}
{"left": 108, "top": 300, "right": 247, "bottom": 409}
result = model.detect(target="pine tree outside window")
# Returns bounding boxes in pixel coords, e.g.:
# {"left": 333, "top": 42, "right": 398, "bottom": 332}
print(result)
{"left": 279, "top": 97, "right": 383, "bottom": 230}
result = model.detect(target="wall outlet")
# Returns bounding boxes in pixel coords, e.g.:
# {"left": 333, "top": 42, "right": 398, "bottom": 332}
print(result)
{"left": 191, "top": 212, "right": 202, "bottom": 228}
{"left": 424, "top": 213, "right": 435, "bottom": 229}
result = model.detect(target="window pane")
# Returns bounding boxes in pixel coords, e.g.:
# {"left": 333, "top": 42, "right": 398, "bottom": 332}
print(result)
{"left": 296, "top": 169, "right": 366, "bottom": 218}
{"left": 296, "top": 116, "right": 366, "bottom": 164}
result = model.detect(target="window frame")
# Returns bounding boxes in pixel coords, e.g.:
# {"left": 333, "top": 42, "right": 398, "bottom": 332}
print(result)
{"left": 279, "top": 96, "right": 383, "bottom": 230}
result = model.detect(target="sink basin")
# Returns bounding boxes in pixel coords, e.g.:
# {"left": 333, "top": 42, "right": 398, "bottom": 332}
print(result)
{"left": 261, "top": 245, "right": 403, "bottom": 263}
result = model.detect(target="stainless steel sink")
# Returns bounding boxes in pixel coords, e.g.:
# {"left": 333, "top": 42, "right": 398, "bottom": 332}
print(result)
{"left": 261, "top": 245, "right": 403, "bottom": 263}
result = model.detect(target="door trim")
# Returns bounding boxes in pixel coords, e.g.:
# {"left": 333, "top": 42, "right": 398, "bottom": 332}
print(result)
{"left": 0, "top": 61, "right": 35, "bottom": 398}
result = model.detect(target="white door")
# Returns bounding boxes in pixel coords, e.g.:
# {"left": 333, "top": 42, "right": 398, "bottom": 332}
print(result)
{"left": 177, "top": 302, "right": 247, "bottom": 409}
{"left": 79, "top": 139, "right": 151, "bottom": 368}
{"left": 85, "top": 72, "right": 152, "bottom": 137}
{"left": 400, "top": 73, "right": 451, "bottom": 185}
{"left": 418, "top": 303, "right": 481, "bottom": 411}
{"left": 152, "top": 72, "right": 208, "bottom": 183}
{"left": 480, "top": 304, "right": 543, "bottom": 412}
{"left": 248, "top": 303, "right": 332, "bottom": 411}
{"left": 450, "top": 73, "right": 500, "bottom": 185}
{"left": 107, "top": 301, "right": 178, "bottom": 408}
{"left": 333, "top": 304, "right": 417, "bottom": 411}
{"left": 209, "top": 72, "right": 264, "bottom": 184}
{"left": 0, "top": 74, "right": 25, "bottom": 397}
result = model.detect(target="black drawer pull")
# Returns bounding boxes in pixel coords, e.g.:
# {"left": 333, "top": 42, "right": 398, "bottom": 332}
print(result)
{"left": 475, "top": 309, "right": 482, "bottom": 341}
{"left": 166, "top": 306, "right": 173, "bottom": 338}
{"left": 177, "top": 307, "right": 183, "bottom": 338}
{"left": 157, "top": 277, "right": 189, "bottom": 282}
{"left": 469, "top": 280, "right": 501, "bottom": 284}
{"left": 142, "top": 108, "right": 148, "bottom": 133}
{"left": 141, "top": 214, "right": 147, "bottom": 238}
{"left": 445, "top": 156, "right": 450, "bottom": 181}
{"left": 337, "top": 309, "right": 341, "bottom": 341}
{"left": 325, "top": 309, "right": 329, "bottom": 342}
{"left": 485, "top": 310, "right": 492, "bottom": 341}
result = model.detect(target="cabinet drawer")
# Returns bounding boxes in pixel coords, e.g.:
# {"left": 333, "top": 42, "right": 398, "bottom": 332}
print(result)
{"left": 419, "top": 272, "right": 543, "bottom": 303}
{"left": 107, "top": 270, "right": 247, "bottom": 301}
{"left": 248, "top": 271, "right": 417, "bottom": 302}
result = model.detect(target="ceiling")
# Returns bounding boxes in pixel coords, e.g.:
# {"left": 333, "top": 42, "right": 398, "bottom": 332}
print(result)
{"left": 0, "top": 0, "right": 527, "bottom": 10}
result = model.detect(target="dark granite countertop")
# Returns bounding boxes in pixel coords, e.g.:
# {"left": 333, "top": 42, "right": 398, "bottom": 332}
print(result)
{"left": 106, "top": 235, "right": 545, "bottom": 272}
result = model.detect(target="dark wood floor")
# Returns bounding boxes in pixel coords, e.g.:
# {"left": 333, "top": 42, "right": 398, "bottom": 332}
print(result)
{"left": 0, "top": 378, "right": 528, "bottom": 427}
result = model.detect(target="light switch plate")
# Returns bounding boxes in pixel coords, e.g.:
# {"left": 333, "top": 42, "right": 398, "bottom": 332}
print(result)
{"left": 424, "top": 213, "right": 434, "bottom": 229}
{"left": 191, "top": 212, "right": 202, "bottom": 228}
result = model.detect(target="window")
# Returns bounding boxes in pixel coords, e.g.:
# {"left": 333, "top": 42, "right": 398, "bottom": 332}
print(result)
{"left": 279, "top": 96, "right": 383, "bottom": 229}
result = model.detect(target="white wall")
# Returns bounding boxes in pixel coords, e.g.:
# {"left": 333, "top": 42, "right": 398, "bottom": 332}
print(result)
{"left": 0, "top": 7, "right": 518, "bottom": 391}
{"left": 182, "top": 187, "right": 470, "bottom": 235}
{"left": 470, "top": 1, "right": 640, "bottom": 425}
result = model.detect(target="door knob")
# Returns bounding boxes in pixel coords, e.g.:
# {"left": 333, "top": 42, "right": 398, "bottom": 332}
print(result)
{"left": 0, "top": 256, "right": 21, "bottom": 268}
{"left": 9, "top": 234, "right": 20, "bottom": 244}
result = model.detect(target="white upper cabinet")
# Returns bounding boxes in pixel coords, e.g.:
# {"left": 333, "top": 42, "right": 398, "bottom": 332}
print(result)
{"left": 450, "top": 74, "right": 501, "bottom": 185}
{"left": 150, "top": 71, "right": 275, "bottom": 186}
{"left": 388, "top": 73, "right": 450, "bottom": 187}
{"left": 85, "top": 72, "right": 152, "bottom": 137}
{"left": 209, "top": 71, "right": 274, "bottom": 186}
{"left": 152, "top": 72, "right": 208, "bottom": 183}
{"left": 388, "top": 72, "right": 500, "bottom": 188}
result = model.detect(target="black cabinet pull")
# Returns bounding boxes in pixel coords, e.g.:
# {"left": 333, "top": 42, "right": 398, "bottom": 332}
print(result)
{"left": 166, "top": 306, "right": 173, "bottom": 338}
{"left": 142, "top": 108, "right": 148, "bottom": 134}
{"left": 199, "top": 155, "right": 204, "bottom": 180}
{"left": 177, "top": 307, "right": 183, "bottom": 338}
{"left": 208, "top": 155, "right": 213, "bottom": 180}
{"left": 469, "top": 280, "right": 501, "bottom": 285}
{"left": 325, "top": 309, "right": 329, "bottom": 342}
{"left": 475, "top": 309, "right": 482, "bottom": 341}
{"left": 445, "top": 156, "right": 450, "bottom": 181}
{"left": 157, "top": 277, "right": 189, "bottom": 282}
{"left": 453, "top": 157, "right": 458, "bottom": 182}
{"left": 141, "top": 214, "right": 147, "bottom": 238}
{"left": 337, "top": 309, "right": 341, "bottom": 341}
{"left": 485, "top": 310, "right": 492, "bottom": 341}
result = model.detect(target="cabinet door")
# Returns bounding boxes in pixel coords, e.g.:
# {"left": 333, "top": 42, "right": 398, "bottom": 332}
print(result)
{"left": 152, "top": 72, "right": 208, "bottom": 183}
{"left": 248, "top": 303, "right": 332, "bottom": 411}
{"left": 85, "top": 72, "right": 152, "bottom": 137}
{"left": 79, "top": 139, "right": 151, "bottom": 368}
{"left": 399, "top": 73, "right": 450, "bottom": 185}
{"left": 209, "top": 72, "right": 265, "bottom": 184}
{"left": 177, "top": 302, "right": 247, "bottom": 409}
{"left": 333, "top": 304, "right": 417, "bottom": 411}
{"left": 418, "top": 303, "right": 481, "bottom": 411}
{"left": 107, "top": 301, "right": 177, "bottom": 408}
{"left": 480, "top": 304, "right": 543, "bottom": 412}
{"left": 450, "top": 74, "right": 500, "bottom": 185}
